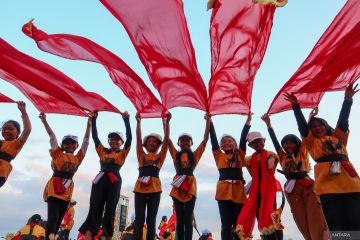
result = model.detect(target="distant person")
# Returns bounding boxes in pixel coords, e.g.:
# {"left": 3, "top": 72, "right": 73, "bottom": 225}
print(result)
{"left": 13, "top": 214, "right": 45, "bottom": 240}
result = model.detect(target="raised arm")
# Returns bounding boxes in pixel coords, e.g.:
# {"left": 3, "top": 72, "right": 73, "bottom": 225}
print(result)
{"left": 39, "top": 113, "right": 58, "bottom": 150}
{"left": 135, "top": 113, "right": 144, "bottom": 160}
{"left": 122, "top": 111, "right": 132, "bottom": 150}
{"left": 261, "top": 114, "right": 281, "bottom": 154}
{"left": 209, "top": 118, "right": 219, "bottom": 151}
{"left": 159, "top": 112, "right": 171, "bottom": 157}
{"left": 91, "top": 111, "right": 101, "bottom": 147}
{"left": 79, "top": 117, "right": 91, "bottom": 155}
{"left": 200, "top": 113, "right": 210, "bottom": 146}
{"left": 337, "top": 83, "right": 358, "bottom": 132}
{"left": 284, "top": 92, "right": 309, "bottom": 137}
{"left": 17, "top": 101, "right": 31, "bottom": 145}
{"left": 239, "top": 112, "right": 252, "bottom": 151}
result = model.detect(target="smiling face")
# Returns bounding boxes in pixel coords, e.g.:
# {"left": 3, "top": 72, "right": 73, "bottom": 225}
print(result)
{"left": 283, "top": 140, "right": 297, "bottom": 154}
{"left": 178, "top": 137, "right": 192, "bottom": 150}
{"left": 1, "top": 122, "right": 19, "bottom": 141}
{"left": 108, "top": 137, "right": 123, "bottom": 151}
{"left": 145, "top": 136, "right": 161, "bottom": 153}
{"left": 220, "top": 136, "right": 236, "bottom": 153}
{"left": 248, "top": 138, "right": 265, "bottom": 153}
{"left": 309, "top": 119, "right": 327, "bottom": 138}
{"left": 61, "top": 139, "right": 79, "bottom": 154}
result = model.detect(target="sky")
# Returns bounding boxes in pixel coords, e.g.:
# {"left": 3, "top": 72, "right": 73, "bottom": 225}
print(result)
{"left": 0, "top": 0, "right": 357, "bottom": 239}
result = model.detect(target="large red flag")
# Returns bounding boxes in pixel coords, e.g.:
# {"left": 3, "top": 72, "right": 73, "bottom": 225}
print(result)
{"left": 0, "top": 73, "right": 86, "bottom": 116}
{"left": 209, "top": 0, "right": 275, "bottom": 115}
{"left": 22, "top": 21, "right": 166, "bottom": 118}
{"left": 268, "top": 0, "right": 360, "bottom": 114}
{"left": 0, "top": 38, "right": 119, "bottom": 114}
{"left": 0, "top": 92, "right": 14, "bottom": 103}
{"left": 100, "top": 0, "right": 208, "bottom": 111}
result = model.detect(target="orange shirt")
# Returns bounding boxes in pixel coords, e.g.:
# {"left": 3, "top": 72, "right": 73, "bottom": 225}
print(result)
{"left": 0, "top": 138, "right": 23, "bottom": 178}
{"left": 213, "top": 149, "right": 246, "bottom": 204}
{"left": 302, "top": 127, "right": 360, "bottom": 195}
{"left": 96, "top": 143, "right": 130, "bottom": 166}
{"left": 278, "top": 143, "right": 310, "bottom": 173}
{"left": 133, "top": 149, "right": 167, "bottom": 193}
{"left": 43, "top": 147, "right": 85, "bottom": 201}
{"left": 169, "top": 141, "right": 206, "bottom": 202}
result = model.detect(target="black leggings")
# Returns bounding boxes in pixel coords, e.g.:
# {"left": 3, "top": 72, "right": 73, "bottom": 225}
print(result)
{"left": 134, "top": 192, "right": 161, "bottom": 240}
{"left": 0, "top": 177, "right": 6, "bottom": 188}
{"left": 46, "top": 197, "right": 69, "bottom": 239}
{"left": 173, "top": 197, "right": 196, "bottom": 240}
{"left": 320, "top": 192, "right": 360, "bottom": 231}
{"left": 218, "top": 200, "right": 242, "bottom": 240}
{"left": 79, "top": 173, "right": 121, "bottom": 237}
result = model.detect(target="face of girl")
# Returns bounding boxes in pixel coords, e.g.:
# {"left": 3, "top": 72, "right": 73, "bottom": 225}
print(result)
{"left": 1, "top": 123, "right": 19, "bottom": 141}
{"left": 108, "top": 138, "right": 123, "bottom": 150}
{"left": 220, "top": 137, "right": 236, "bottom": 153}
{"left": 283, "top": 140, "right": 297, "bottom": 154}
{"left": 310, "top": 120, "right": 327, "bottom": 138}
{"left": 249, "top": 138, "right": 265, "bottom": 153}
{"left": 145, "top": 137, "right": 161, "bottom": 152}
{"left": 179, "top": 137, "right": 192, "bottom": 150}
{"left": 62, "top": 140, "right": 78, "bottom": 154}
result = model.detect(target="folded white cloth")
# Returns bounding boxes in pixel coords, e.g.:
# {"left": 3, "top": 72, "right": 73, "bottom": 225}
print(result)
{"left": 171, "top": 175, "right": 187, "bottom": 188}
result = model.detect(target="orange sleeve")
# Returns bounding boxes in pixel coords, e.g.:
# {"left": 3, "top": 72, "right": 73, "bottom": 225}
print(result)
{"left": 301, "top": 131, "right": 315, "bottom": 150}
{"left": 238, "top": 149, "right": 246, "bottom": 167}
{"left": 76, "top": 149, "right": 85, "bottom": 162}
{"left": 333, "top": 126, "right": 349, "bottom": 146}
{"left": 50, "top": 147, "right": 61, "bottom": 159}
{"left": 96, "top": 143, "right": 105, "bottom": 157}
{"left": 194, "top": 141, "right": 206, "bottom": 165}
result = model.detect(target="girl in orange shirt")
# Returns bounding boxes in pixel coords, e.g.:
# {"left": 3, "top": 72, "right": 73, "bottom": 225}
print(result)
{"left": 39, "top": 113, "right": 91, "bottom": 240}
{"left": 168, "top": 114, "right": 210, "bottom": 240}
{"left": 133, "top": 112, "right": 171, "bottom": 240}
{"left": 79, "top": 111, "right": 132, "bottom": 240}
{"left": 0, "top": 101, "right": 31, "bottom": 187}
{"left": 284, "top": 83, "right": 360, "bottom": 231}
{"left": 209, "top": 113, "right": 251, "bottom": 240}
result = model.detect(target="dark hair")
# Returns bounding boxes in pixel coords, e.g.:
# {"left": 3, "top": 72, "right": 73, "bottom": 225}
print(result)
{"left": 308, "top": 117, "right": 333, "bottom": 135}
{"left": 281, "top": 134, "right": 301, "bottom": 156}
{"left": 2, "top": 120, "right": 21, "bottom": 134}
{"left": 162, "top": 216, "right": 167, "bottom": 221}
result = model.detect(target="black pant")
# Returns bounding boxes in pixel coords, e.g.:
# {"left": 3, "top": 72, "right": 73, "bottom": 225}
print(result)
{"left": 46, "top": 197, "right": 69, "bottom": 239}
{"left": 218, "top": 200, "right": 242, "bottom": 240}
{"left": 134, "top": 192, "right": 161, "bottom": 240}
{"left": 173, "top": 197, "right": 196, "bottom": 240}
{"left": 0, "top": 177, "right": 6, "bottom": 188}
{"left": 79, "top": 173, "right": 121, "bottom": 237}
{"left": 320, "top": 192, "right": 360, "bottom": 231}
{"left": 58, "top": 229, "right": 70, "bottom": 240}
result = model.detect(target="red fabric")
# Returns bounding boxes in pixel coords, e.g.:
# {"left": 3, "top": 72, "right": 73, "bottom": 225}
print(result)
{"left": 0, "top": 93, "right": 14, "bottom": 103}
{"left": 237, "top": 150, "right": 277, "bottom": 238}
{"left": 0, "top": 38, "right": 119, "bottom": 114}
{"left": 160, "top": 212, "right": 177, "bottom": 235}
{"left": 100, "top": 0, "right": 208, "bottom": 111}
{"left": 61, "top": 207, "right": 72, "bottom": 227}
{"left": 22, "top": 22, "right": 166, "bottom": 118}
{"left": 209, "top": 0, "right": 275, "bottom": 115}
{"left": 0, "top": 72, "right": 86, "bottom": 116}
{"left": 268, "top": 0, "right": 360, "bottom": 114}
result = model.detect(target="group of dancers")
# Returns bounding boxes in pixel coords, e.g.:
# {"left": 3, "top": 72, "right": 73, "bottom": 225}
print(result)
{"left": 1, "top": 83, "right": 360, "bottom": 240}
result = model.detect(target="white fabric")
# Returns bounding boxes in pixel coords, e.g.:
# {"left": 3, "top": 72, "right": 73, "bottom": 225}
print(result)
{"left": 92, "top": 172, "right": 105, "bottom": 184}
{"left": 139, "top": 176, "right": 151, "bottom": 184}
{"left": 80, "top": 137, "right": 89, "bottom": 154}
{"left": 330, "top": 161, "right": 342, "bottom": 174}
{"left": 244, "top": 180, "right": 252, "bottom": 195}
{"left": 49, "top": 133, "right": 58, "bottom": 150}
{"left": 246, "top": 131, "right": 265, "bottom": 143}
{"left": 171, "top": 175, "right": 187, "bottom": 188}
{"left": 284, "top": 179, "right": 296, "bottom": 193}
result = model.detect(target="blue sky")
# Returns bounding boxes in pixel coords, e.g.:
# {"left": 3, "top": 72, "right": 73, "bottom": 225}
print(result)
{"left": 1, "top": 0, "right": 358, "bottom": 239}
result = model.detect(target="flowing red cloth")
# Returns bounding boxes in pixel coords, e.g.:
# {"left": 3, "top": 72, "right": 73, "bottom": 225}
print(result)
{"left": 22, "top": 21, "right": 166, "bottom": 118}
{"left": 0, "top": 73, "right": 86, "bottom": 116}
{"left": 160, "top": 212, "right": 176, "bottom": 236}
{"left": 236, "top": 150, "right": 277, "bottom": 239}
{"left": 100, "top": 0, "right": 208, "bottom": 111}
{"left": 0, "top": 38, "right": 119, "bottom": 114}
{"left": 209, "top": 0, "right": 275, "bottom": 115}
{"left": 0, "top": 93, "right": 14, "bottom": 103}
{"left": 268, "top": 0, "right": 360, "bottom": 114}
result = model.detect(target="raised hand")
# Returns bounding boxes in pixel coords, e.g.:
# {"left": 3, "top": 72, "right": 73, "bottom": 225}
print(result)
{"left": 122, "top": 111, "right": 129, "bottom": 119}
{"left": 39, "top": 112, "right": 47, "bottom": 122}
{"left": 17, "top": 101, "right": 27, "bottom": 114}
{"left": 309, "top": 107, "right": 318, "bottom": 120}
{"left": 283, "top": 92, "right": 298, "bottom": 105}
{"left": 88, "top": 110, "right": 98, "bottom": 119}
{"left": 345, "top": 82, "right": 359, "bottom": 101}
{"left": 261, "top": 113, "right": 271, "bottom": 127}
{"left": 165, "top": 112, "right": 172, "bottom": 122}
{"left": 135, "top": 112, "right": 141, "bottom": 122}
{"left": 246, "top": 112, "right": 253, "bottom": 125}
